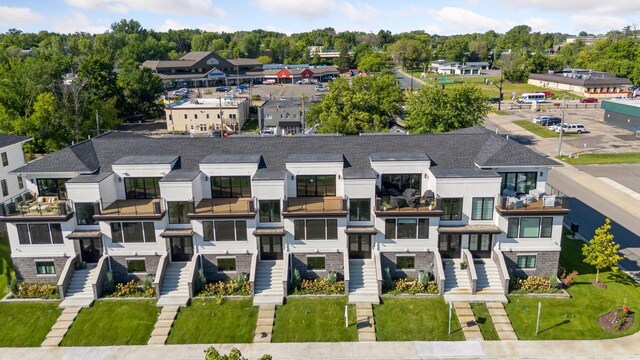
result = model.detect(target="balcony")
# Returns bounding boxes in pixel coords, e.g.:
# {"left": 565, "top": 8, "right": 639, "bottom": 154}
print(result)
{"left": 93, "top": 198, "right": 165, "bottom": 220}
{"left": 283, "top": 197, "right": 347, "bottom": 217}
{"left": 0, "top": 195, "right": 74, "bottom": 221}
{"left": 496, "top": 195, "right": 569, "bottom": 215}
{"left": 188, "top": 198, "right": 256, "bottom": 218}
{"left": 374, "top": 195, "right": 443, "bottom": 216}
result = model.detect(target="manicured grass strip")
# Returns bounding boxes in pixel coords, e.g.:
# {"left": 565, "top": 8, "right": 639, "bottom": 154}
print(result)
{"left": 0, "top": 302, "right": 61, "bottom": 347}
{"left": 513, "top": 120, "right": 561, "bottom": 138}
{"left": 167, "top": 299, "right": 258, "bottom": 344}
{"left": 61, "top": 300, "right": 159, "bottom": 346}
{"left": 470, "top": 303, "right": 499, "bottom": 340}
{"left": 374, "top": 298, "right": 465, "bottom": 341}
{"left": 558, "top": 152, "right": 640, "bottom": 165}
{"left": 272, "top": 297, "right": 357, "bottom": 342}
{"left": 0, "top": 239, "right": 12, "bottom": 296}
{"left": 505, "top": 234, "right": 640, "bottom": 340}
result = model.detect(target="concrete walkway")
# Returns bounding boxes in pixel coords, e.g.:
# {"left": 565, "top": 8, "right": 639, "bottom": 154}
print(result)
{"left": 453, "top": 302, "right": 482, "bottom": 340}
{"left": 355, "top": 303, "right": 375, "bottom": 342}
{"left": 147, "top": 306, "right": 179, "bottom": 345}
{"left": 254, "top": 304, "right": 275, "bottom": 343}
{"left": 41, "top": 307, "right": 82, "bottom": 347}
{"left": 486, "top": 302, "right": 517, "bottom": 340}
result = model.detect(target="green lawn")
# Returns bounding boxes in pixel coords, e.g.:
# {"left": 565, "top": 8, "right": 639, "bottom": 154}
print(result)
{"left": 558, "top": 152, "right": 640, "bottom": 165}
{"left": 505, "top": 234, "right": 640, "bottom": 340}
{"left": 240, "top": 118, "right": 258, "bottom": 133}
{"left": 513, "top": 120, "right": 563, "bottom": 138}
{"left": 470, "top": 303, "right": 500, "bottom": 340}
{"left": 167, "top": 299, "right": 258, "bottom": 344}
{"left": 0, "top": 302, "right": 61, "bottom": 347}
{"left": 0, "top": 238, "right": 12, "bottom": 296}
{"left": 61, "top": 300, "right": 159, "bottom": 346}
{"left": 374, "top": 298, "right": 465, "bottom": 341}
{"left": 272, "top": 298, "right": 358, "bottom": 342}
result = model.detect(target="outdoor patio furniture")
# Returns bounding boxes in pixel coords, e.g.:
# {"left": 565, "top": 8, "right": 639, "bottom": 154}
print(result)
{"left": 507, "top": 197, "right": 524, "bottom": 209}
{"left": 529, "top": 189, "right": 546, "bottom": 200}
{"left": 543, "top": 195, "right": 556, "bottom": 207}
{"left": 502, "top": 188, "right": 517, "bottom": 197}
{"left": 519, "top": 194, "right": 535, "bottom": 204}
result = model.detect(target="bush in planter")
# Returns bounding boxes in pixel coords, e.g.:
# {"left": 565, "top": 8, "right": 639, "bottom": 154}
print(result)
{"left": 383, "top": 267, "right": 392, "bottom": 291}
{"left": 13, "top": 282, "right": 59, "bottom": 298}
{"left": 142, "top": 275, "right": 154, "bottom": 292}
{"left": 104, "top": 271, "right": 115, "bottom": 294}
{"left": 327, "top": 271, "right": 337, "bottom": 284}
{"left": 291, "top": 268, "right": 302, "bottom": 291}
{"left": 512, "top": 276, "right": 558, "bottom": 293}
{"left": 389, "top": 277, "right": 438, "bottom": 295}
{"left": 200, "top": 278, "right": 251, "bottom": 297}
{"left": 294, "top": 278, "right": 345, "bottom": 295}
{"left": 195, "top": 269, "right": 206, "bottom": 292}
{"left": 9, "top": 271, "right": 18, "bottom": 294}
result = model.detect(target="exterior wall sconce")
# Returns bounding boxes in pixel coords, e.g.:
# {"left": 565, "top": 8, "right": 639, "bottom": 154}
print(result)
{"left": 118, "top": 177, "right": 122, "bottom": 182}
{"left": 291, "top": 175, "right": 294, "bottom": 180}
{"left": 338, "top": 175, "right": 341, "bottom": 179}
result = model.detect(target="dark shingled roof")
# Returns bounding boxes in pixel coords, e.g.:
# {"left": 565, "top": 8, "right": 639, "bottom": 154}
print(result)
{"left": 0, "top": 134, "right": 29, "bottom": 148}
{"left": 430, "top": 168, "right": 500, "bottom": 178}
{"left": 201, "top": 154, "right": 262, "bottom": 164}
{"left": 14, "top": 130, "right": 559, "bottom": 177}
{"left": 113, "top": 155, "right": 179, "bottom": 165}
{"left": 370, "top": 152, "right": 429, "bottom": 162}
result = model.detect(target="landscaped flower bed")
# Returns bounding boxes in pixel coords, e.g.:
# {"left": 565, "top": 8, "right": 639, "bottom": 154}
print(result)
{"left": 11, "top": 282, "right": 59, "bottom": 299}
{"left": 104, "top": 280, "right": 155, "bottom": 298}
{"left": 385, "top": 277, "right": 438, "bottom": 295}
{"left": 290, "top": 278, "right": 345, "bottom": 295}
{"left": 510, "top": 276, "right": 563, "bottom": 294}
{"left": 198, "top": 278, "right": 251, "bottom": 297}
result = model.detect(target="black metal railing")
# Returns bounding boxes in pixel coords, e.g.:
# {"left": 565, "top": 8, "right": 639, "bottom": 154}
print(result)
{"left": 497, "top": 195, "right": 568, "bottom": 211}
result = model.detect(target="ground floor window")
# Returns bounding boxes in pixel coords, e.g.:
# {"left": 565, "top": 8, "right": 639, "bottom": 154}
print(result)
{"left": 17, "top": 223, "right": 63, "bottom": 245}
{"left": 517, "top": 255, "right": 537, "bottom": 269}
{"left": 111, "top": 222, "right": 155, "bottom": 243}
{"left": 384, "top": 218, "right": 429, "bottom": 239}
{"left": 203, "top": 220, "right": 247, "bottom": 242}
{"left": 307, "top": 256, "right": 325, "bottom": 270}
{"left": 293, "top": 219, "right": 338, "bottom": 240}
{"left": 127, "top": 259, "right": 146, "bottom": 273}
{"left": 36, "top": 261, "right": 56, "bottom": 275}
{"left": 396, "top": 256, "right": 415, "bottom": 270}
{"left": 217, "top": 257, "right": 236, "bottom": 271}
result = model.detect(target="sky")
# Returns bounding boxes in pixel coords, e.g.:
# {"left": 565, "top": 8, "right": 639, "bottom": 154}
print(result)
{"left": 1, "top": 0, "right": 639, "bottom": 36}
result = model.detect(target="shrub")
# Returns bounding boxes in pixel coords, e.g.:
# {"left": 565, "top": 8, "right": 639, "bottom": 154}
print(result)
{"left": 108, "top": 280, "right": 155, "bottom": 297}
{"left": 142, "top": 275, "right": 154, "bottom": 291}
{"left": 9, "top": 271, "right": 18, "bottom": 294}
{"left": 13, "top": 282, "right": 59, "bottom": 299}
{"left": 558, "top": 268, "right": 579, "bottom": 288}
{"left": 195, "top": 269, "right": 206, "bottom": 292}
{"left": 291, "top": 268, "right": 302, "bottom": 290}
{"left": 204, "top": 346, "right": 271, "bottom": 360}
{"left": 387, "top": 277, "right": 439, "bottom": 295}
{"left": 2, "top": 259, "right": 10, "bottom": 290}
{"left": 292, "top": 278, "right": 345, "bottom": 295}
{"left": 327, "top": 271, "right": 337, "bottom": 284}
{"left": 383, "top": 267, "right": 392, "bottom": 290}
{"left": 104, "top": 271, "right": 115, "bottom": 294}
{"left": 237, "top": 272, "right": 246, "bottom": 289}
{"left": 199, "top": 278, "right": 251, "bottom": 297}
{"left": 512, "top": 276, "right": 557, "bottom": 293}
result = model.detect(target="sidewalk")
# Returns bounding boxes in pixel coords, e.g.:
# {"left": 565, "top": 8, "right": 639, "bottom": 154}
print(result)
{"left": 2, "top": 332, "right": 640, "bottom": 360}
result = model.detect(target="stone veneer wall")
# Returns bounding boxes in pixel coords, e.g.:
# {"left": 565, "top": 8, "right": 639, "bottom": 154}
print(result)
{"left": 12, "top": 256, "right": 69, "bottom": 283}
{"left": 109, "top": 255, "right": 161, "bottom": 283}
{"left": 201, "top": 253, "right": 253, "bottom": 281}
{"left": 502, "top": 250, "right": 560, "bottom": 278}
{"left": 291, "top": 252, "right": 344, "bottom": 280}
{"left": 380, "top": 252, "right": 435, "bottom": 279}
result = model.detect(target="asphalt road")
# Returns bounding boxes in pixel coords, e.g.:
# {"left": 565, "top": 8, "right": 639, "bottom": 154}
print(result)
{"left": 392, "top": 68, "right": 423, "bottom": 91}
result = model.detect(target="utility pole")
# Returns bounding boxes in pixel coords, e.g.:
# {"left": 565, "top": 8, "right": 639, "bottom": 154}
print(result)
{"left": 95, "top": 110, "right": 100, "bottom": 136}
{"left": 485, "top": 67, "right": 504, "bottom": 111}
{"left": 557, "top": 92, "right": 568, "bottom": 156}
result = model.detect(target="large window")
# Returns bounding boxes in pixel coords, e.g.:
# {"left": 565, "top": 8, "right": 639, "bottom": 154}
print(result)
{"left": 110, "top": 222, "right": 155, "bottom": 243}
{"left": 384, "top": 218, "right": 429, "bottom": 239}
{"left": 396, "top": 256, "right": 415, "bottom": 270}
{"left": 501, "top": 172, "right": 537, "bottom": 194}
{"left": 507, "top": 217, "right": 553, "bottom": 238}
{"left": 471, "top": 197, "right": 494, "bottom": 220}
{"left": 296, "top": 175, "right": 336, "bottom": 197}
{"left": 293, "top": 219, "right": 338, "bottom": 240}
{"left": 440, "top": 198, "right": 463, "bottom": 221}
{"left": 17, "top": 175, "right": 23, "bottom": 189}
{"left": 469, "top": 234, "right": 492, "bottom": 252}
{"left": 349, "top": 199, "right": 371, "bottom": 221}
{"left": 36, "top": 178, "right": 69, "bottom": 199}
{"left": 381, "top": 174, "right": 421, "bottom": 195}
{"left": 16, "top": 223, "right": 63, "bottom": 245}
{"left": 307, "top": 256, "right": 325, "bottom": 270}
{"left": 125, "top": 178, "right": 161, "bottom": 199}
{"left": 1, "top": 179, "right": 7, "bottom": 197}
{"left": 127, "top": 259, "right": 146, "bottom": 273}
{"left": 259, "top": 200, "right": 281, "bottom": 222}
{"left": 517, "top": 255, "right": 537, "bottom": 269}
{"left": 202, "top": 220, "right": 247, "bottom": 241}
{"left": 1, "top": 152, "right": 7, "bottom": 166}
{"left": 217, "top": 258, "right": 236, "bottom": 271}
{"left": 36, "top": 261, "right": 56, "bottom": 275}
{"left": 168, "top": 201, "right": 189, "bottom": 224}
{"left": 211, "top": 176, "right": 251, "bottom": 198}
{"left": 75, "top": 203, "right": 98, "bottom": 225}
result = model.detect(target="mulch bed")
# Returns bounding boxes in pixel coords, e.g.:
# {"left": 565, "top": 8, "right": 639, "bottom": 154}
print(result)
{"left": 592, "top": 281, "right": 607, "bottom": 289}
{"left": 597, "top": 309, "right": 634, "bottom": 333}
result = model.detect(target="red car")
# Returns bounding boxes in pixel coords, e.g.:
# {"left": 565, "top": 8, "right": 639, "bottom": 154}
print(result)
{"left": 542, "top": 91, "right": 555, "bottom": 98}
{"left": 580, "top": 97, "right": 598, "bottom": 103}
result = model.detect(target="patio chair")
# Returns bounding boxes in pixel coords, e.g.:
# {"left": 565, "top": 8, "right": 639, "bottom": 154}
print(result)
{"left": 543, "top": 195, "right": 556, "bottom": 207}
{"left": 502, "top": 188, "right": 517, "bottom": 197}
{"left": 402, "top": 188, "right": 420, "bottom": 208}
{"left": 507, "top": 197, "right": 524, "bottom": 209}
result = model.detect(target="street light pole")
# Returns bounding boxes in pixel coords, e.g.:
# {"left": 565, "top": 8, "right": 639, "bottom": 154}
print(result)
{"left": 485, "top": 67, "right": 504, "bottom": 111}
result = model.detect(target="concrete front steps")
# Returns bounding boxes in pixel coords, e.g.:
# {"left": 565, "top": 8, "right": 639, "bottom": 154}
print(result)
{"left": 356, "top": 303, "right": 376, "bottom": 342}
{"left": 42, "top": 307, "right": 82, "bottom": 346}
{"left": 348, "top": 259, "right": 379, "bottom": 304}
{"left": 475, "top": 259, "right": 506, "bottom": 294}
{"left": 157, "top": 262, "right": 190, "bottom": 307}
{"left": 443, "top": 259, "right": 472, "bottom": 295}
{"left": 453, "top": 302, "right": 483, "bottom": 341}
{"left": 487, "top": 302, "right": 518, "bottom": 340}
{"left": 253, "top": 304, "right": 276, "bottom": 343}
{"left": 59, "top": 265, "right": 98, "bottom": 308}
{"left": 253, "top": 261, "right": 284, "bottom": 306}
{"left": 148, "top": 306, "right": 180, "bottom": 345}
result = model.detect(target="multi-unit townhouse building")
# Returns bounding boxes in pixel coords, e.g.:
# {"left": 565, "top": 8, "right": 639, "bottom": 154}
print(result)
{"left": 258, "top": 99, "right": 306, "bottom": 135}
{"left": 0, "top": 135, "right": 31, "bottom": 221}
{"left": 1, "top": 128, "right": 568, "bottom": 307}
{"left": 166, "top": 96, "right": 249, "bottom": 134}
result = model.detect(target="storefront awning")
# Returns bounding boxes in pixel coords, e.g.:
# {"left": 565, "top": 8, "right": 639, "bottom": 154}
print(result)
{"left": 253, "top": 227, "right": 286, "bottom": 236}
{"left": 160, "top": 229, "right": 194, "bottom": 238}
{"left": 344, "top": 227, "right": 378, "bottom": 235}
{"left": 437, "top": 225, "right": 502, "bottom": 234}
{"left": 66, "top": 230, "right": 102, "bottom": 239}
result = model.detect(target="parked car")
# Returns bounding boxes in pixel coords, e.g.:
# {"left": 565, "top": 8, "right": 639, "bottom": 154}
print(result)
{"left": 230, "top": 87, "right": 243, "bottom": 93}
{"left": 487, "top": 97, "right": 501, "bottom": 103}
{"left": 550, "top": 123, "right": 565, "bottom": 132}
{"left": 542, "top": 91, "right": 555, "bottom": 98}
{"left": 211, "top": 130, "right": 222, "bottom": 138}
{"left": 216, "top": 86, "right": 230, "bottom": 92}
{"left": 533, "top": 116, "right": 551, "bottom": 124}
{"left": 263, "top": 79, "right": 276, "bottom": 85}
{"left": 238, "top": 83, "right": 249, "bottom": 90}
{"left": 539, "top": 117, "right": 561, "bottom": 127}
{"left": 580, "top": 97, "right": 598, "bottom": 103}
{"left": 315, "top": 85, "right": 328, "bottom": 92}
{"left": 555, "top": 123, "right": 586, "bottom": 134}
{"left": 172, "top": 88, "right": 189, "bottom": 97}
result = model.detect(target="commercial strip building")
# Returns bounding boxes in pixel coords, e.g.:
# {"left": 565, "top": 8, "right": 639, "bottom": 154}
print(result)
{"left": 601, "top": 99, "right": 640, "bottom": 134}
{"left": 143, "top": 51, "right": 338, "bottom": 89}
{"left": 428, "top": 60, "right": 483, "bottom": 75}
{"left": 528, "top": 69, "right": 632, "bottom": 98}
{"left": 165, "top": 96, "right": 249, "bottom": 134}
{"left": 2, "top": 128, "right": 568, "bottom": 306}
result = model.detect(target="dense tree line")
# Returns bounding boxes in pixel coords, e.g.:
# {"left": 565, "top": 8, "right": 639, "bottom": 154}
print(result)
{"left": 1, "top": 20, "right": 638, "bottom": 150}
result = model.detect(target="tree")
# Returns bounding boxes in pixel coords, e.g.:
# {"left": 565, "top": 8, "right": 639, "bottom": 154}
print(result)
{"left": 117, "top": 62, "right": 164, "bottom": 119}
{"left": 405, "top": 84, "right": 491, "bottom": 134}
{"left": 357, "top": 52, "right": 388, "bottom": 73}
{"left": 582, "top": 218, "right": 624, "bottom": 284}
{"left": 308, "top": 73, "right": 403, "bottom": 134}
{"left": 204, "top": 346, "right": 271, "bottom": 360}
{"left": 256, "top": 55, "right": 272, "bottom": 64}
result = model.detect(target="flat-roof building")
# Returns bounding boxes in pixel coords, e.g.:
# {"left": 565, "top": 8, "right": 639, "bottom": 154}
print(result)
{"left": 528, "top": 69, "right": 632, "bottom": 98}
{"left": 165, "top": 96, "right": 249, "bottom": 134}
{"left": 601, "top": 99, "right": 640, "bottom": 134}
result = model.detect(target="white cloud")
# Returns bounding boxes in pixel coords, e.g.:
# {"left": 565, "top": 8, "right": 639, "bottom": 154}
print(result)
{"left": 571, "top": 15, "right": 628, "bottom": 33}
{"left": 157, "top": 19, "right": 235, "bottom": 33}
{"left": 342, "top": 2, "right": 382, "bottom": 23}
{"left": 254, "top": 0, "right": 337, "bottom": 20}
{"left": 429, "top": 7, "right": 515, "bottom": 34}
{"left": 65, "top": 0, "right": 226, "bottom": 18}
{"left": 503, "top": 0, "right": 640, "bottom": 15}
{"left": 51, "top": 11, "right": 110, "bottom": 34}
{"left": 200, "top": 23, "right": 236, "bottom": 33}
{"left": 0, "top": 6, "right": 45, "bottom": 28}
{"left": 524, "top": 17, "right": 555, "bottom": 33}
{"left": 157, "top": 19, "right": 189, "bottom": 32}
